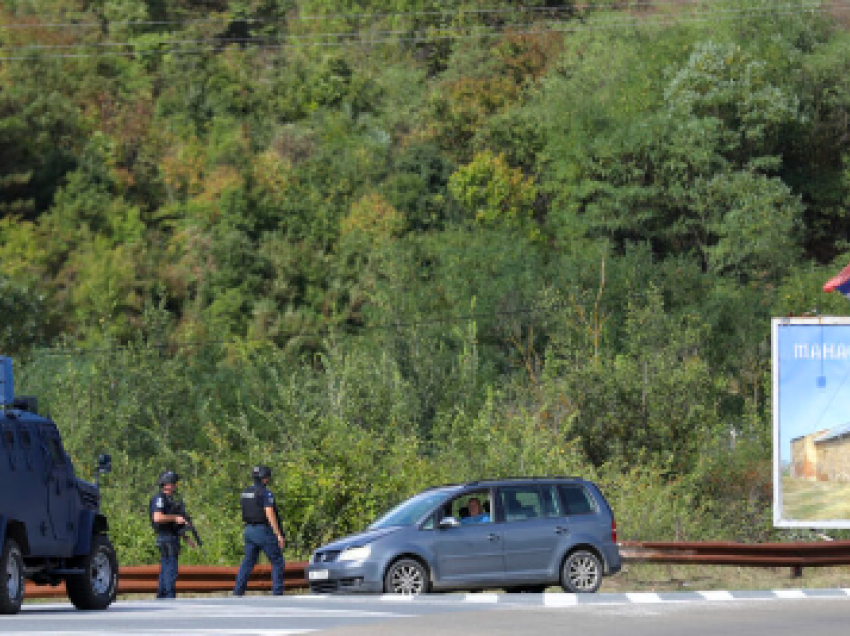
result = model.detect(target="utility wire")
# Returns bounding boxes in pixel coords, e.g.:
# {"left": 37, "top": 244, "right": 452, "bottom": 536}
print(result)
{"left": 0, "top": 2, "right": 763, "bottom": 31}
{"left": 36, "top": 299, "right": 572, "bottom": 357}
{"left": 0, "top": 3, "right": 834, "bottom": 60}
{"left": 0, "top": 1, "right": 826, "bottom": 52}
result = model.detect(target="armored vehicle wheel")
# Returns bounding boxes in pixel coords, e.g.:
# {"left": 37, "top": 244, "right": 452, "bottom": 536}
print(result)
{"left": 560, "top": 549, "right": 602, "bottom": 593}
{"left": 384, "top": 558, "right": 430, "bottom": 595}
{"left": 66, "top": 535, "right": 118, "bottom": 610}
{"left": 0, "top": 538, "right": 24, "bottom": 614}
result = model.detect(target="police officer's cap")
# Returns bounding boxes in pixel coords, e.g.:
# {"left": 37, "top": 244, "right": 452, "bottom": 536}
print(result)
{"left": 158, "top": 470, "right": 179, "bottom": 486}
{"left": 252, "top": 465, "right": 272, "bottom": 481}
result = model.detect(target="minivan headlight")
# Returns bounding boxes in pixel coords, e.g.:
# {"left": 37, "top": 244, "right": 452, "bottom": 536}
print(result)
{"left": 339, "top": 545, "right": 371, "bottom": 561}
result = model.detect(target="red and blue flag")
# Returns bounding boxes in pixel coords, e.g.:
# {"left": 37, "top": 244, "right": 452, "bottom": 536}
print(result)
{"left": 823, "top": 262, "right": 850, "bottom": 299}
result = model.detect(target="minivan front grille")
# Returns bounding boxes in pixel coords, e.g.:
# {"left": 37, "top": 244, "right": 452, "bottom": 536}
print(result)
{"left": 310, "top": 581, "right": 339, "bottom": 594}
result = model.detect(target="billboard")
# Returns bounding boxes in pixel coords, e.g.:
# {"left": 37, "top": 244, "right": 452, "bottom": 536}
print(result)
{"left": 773, "top": 316, "right": 850, "bottom": 528}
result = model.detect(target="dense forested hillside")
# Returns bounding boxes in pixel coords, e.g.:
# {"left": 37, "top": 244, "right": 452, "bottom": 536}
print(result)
{"left": 3, "top": 0, "right": 850, "bottom": 563}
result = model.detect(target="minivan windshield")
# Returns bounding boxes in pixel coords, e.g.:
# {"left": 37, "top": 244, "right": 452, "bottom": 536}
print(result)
{"left": 369, "top": 489, "right": 453, "bottom": 529}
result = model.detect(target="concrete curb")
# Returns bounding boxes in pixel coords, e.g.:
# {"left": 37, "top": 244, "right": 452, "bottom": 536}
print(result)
{"left": 289, "top": 588, "right": 850, "bottom": 606}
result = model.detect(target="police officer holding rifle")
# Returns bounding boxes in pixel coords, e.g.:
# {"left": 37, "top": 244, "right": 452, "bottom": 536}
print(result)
{"left": 149, "top": 470, "right": 195, "bottom": 599}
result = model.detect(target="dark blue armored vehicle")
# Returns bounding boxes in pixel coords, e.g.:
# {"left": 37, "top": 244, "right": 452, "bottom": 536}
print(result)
{"left": 1, "top": 356, "right": 117, "bottom": 614}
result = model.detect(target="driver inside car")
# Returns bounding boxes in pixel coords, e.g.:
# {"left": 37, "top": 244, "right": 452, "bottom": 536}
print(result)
{"left": 460, "top": 496, "right": 491, "bottom": 524}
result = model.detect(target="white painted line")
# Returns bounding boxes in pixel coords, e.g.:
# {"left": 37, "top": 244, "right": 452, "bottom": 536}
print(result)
{"left": 292, "top": 594, "right": 328, "bottom": 599}
{"left": 774, "top": 589, "right": 806, "bottom": 599}
{"left": 24, "top": 603, "right": 410, "bottom": 620}
{"left": 543, "top": 593, "right": 578, "bottom": 607}
{"left": 625, "top": 592, "right": 663, "bottom": 604}
{"left": 379, "top": 593, "right": 417, "bottom": 601}
{"left": 463, "top": 593, "right": 499, "bottom": 603}
{"left": 4, "top": 631, "right": 317, "bottom": 636}
{"left": 698, "top": 590, "right": 734, "bottom": 601}
{"left": 841, "top": 589, "right": 850, "bottom": 596}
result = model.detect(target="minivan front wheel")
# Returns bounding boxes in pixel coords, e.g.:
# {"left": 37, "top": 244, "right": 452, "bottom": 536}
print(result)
{"left": 384, "top": 558, "right": 430, "bottom": 595}
{"left": 560, "top": 550, "right": 602, "bottom": 593}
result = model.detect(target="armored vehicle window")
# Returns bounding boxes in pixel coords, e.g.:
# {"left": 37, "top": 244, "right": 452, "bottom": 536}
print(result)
{"left": 46, "top": 436, "right": 67, "bottom": 467}
{"left": 16, "top": 426, "right": 33, "bottom": 470}
{"left": 2, "top": 424, "right": 15, "bottom": 470}
{"left": 3, "top": 423, "right": 17, "bottom": 470}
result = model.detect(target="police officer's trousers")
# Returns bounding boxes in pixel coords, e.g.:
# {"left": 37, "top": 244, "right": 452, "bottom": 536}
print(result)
{"left": 156, "top": 534, "right": 181, "bottom": 598}
{"left": 233, "top": 524, "right": 285, "bottom": 595}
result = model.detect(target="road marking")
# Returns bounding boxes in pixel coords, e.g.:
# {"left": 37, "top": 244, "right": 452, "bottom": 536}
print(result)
{"left": 698, "top": 591, "right": 735, "bottom": 601}
{"left": 625, "top": 592, "right": 663, "bottom": 603}
{"left": 774, "top": 589, "right": 806, "bottom": 599}
{"left": 378, "top": 593, "right": 427, "bottom": 602}
{"left": 463, "top": 593, "right": 499, "bottom": 603}
{"left": 5, "top": 631, "right": 316, "bottom": 636}
{"left": 543, "top": 593, "right": 578, "bottom": 607}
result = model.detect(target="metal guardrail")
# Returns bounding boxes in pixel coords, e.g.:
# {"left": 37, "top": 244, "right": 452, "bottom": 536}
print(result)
{"left": 25, "top": 541, "right": 850, "bottom": 599}
{"left": 619, "top": 540, "right": 850, "bottom": 577}
{"left": 25, "top": 562, "right": 310, "bottom": 599}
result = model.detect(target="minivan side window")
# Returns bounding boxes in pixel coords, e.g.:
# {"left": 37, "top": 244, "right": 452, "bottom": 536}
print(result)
{"left": 541, "top": 485, "right": 563, "bottom": 517}
{"left": 499, "top": 486, "right": 543, "bottom": 522}
{"left": 558, "top": 484, "right": 597, "bottom": 515}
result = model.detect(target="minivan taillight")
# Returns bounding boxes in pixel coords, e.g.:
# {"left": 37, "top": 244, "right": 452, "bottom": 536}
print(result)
{"left": 611, "top": 519, "right": 618, "bottom": 543}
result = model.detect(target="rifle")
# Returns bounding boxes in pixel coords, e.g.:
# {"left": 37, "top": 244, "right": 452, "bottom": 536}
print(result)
{"left": 174, "top": 500, "right": 204, "bottom": 552}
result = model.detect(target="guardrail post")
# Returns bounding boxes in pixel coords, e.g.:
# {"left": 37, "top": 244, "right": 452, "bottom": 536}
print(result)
{"left": 791, "top": 565, "right": 803, "bottom": 578}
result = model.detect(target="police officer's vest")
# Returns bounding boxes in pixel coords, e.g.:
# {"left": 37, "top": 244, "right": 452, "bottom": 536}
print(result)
{"left": 149, "top": 492, "right": 179, "bottom": 535}
{"left": 241, "top": 484, "right": 269, "bottom": 524}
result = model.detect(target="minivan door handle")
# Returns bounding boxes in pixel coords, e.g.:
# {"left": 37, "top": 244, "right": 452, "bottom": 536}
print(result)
{"left": 488, "top": 533, "right": 500, "bottom": 542}
{"left": 555, "top": 526, "right": 569, "bottom": 535}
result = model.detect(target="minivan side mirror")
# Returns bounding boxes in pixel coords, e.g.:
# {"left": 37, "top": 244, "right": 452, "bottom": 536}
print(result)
{"left": 438, "top": 516, "right": 461, "bottom": 530}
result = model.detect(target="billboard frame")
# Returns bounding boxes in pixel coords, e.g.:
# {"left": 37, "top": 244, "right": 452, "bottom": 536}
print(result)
{"left": 773, "top": 315, "right": 850, "bottom": 529}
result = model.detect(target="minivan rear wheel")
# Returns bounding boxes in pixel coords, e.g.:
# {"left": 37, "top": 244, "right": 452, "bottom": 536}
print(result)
{"left": 384, "top": 558, "right": 430, "bottom": 595}
{"left": 560, "top": 550, "right": 602, "bottom": 593}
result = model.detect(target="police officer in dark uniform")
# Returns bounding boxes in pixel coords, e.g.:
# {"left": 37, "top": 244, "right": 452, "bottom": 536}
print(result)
{"left": 149, "top": 471, "right": 188, "bottom": 599}
{"left": 232, "top": 465, "right": 286, "bottom": 596}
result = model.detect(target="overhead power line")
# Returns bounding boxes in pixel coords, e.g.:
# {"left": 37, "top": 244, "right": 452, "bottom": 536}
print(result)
{"left": 0, "top": 2, "right": 749, "bottom": 31}
{"left": 0, "top": 1, "right": 827, "bottom": 51}
{"left": 36, "top": 300, "right": 571, "bottom": 357}
{"left": 0, "top": 3, "right": 834, "bottom": 61}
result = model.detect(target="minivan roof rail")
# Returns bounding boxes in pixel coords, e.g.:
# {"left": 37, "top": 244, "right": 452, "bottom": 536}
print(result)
{"left": 463, "top": 476, "right": 583, "bottom": 486}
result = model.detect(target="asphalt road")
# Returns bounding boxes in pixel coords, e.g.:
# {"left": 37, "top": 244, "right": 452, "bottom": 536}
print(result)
{"left": 6, "top": 591, "right": 850, "bottom": 636}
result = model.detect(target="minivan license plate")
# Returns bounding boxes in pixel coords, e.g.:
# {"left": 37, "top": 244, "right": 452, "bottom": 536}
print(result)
{"left": 309, "top": 569, "right": 329, "bottom": 580}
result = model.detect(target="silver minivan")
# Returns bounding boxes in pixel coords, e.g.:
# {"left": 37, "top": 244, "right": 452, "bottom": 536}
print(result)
{"left": 306, "top": 477, "right": 621, "bottom": 595}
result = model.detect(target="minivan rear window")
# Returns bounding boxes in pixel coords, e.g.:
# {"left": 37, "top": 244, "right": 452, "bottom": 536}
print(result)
{"left": 558, "top": 484, "right": 597, "bottom": 515}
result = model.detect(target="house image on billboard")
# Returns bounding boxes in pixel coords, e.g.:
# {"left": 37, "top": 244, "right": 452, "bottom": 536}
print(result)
{"left": 791, "top": 422, "right": 850, "bottom": 482}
